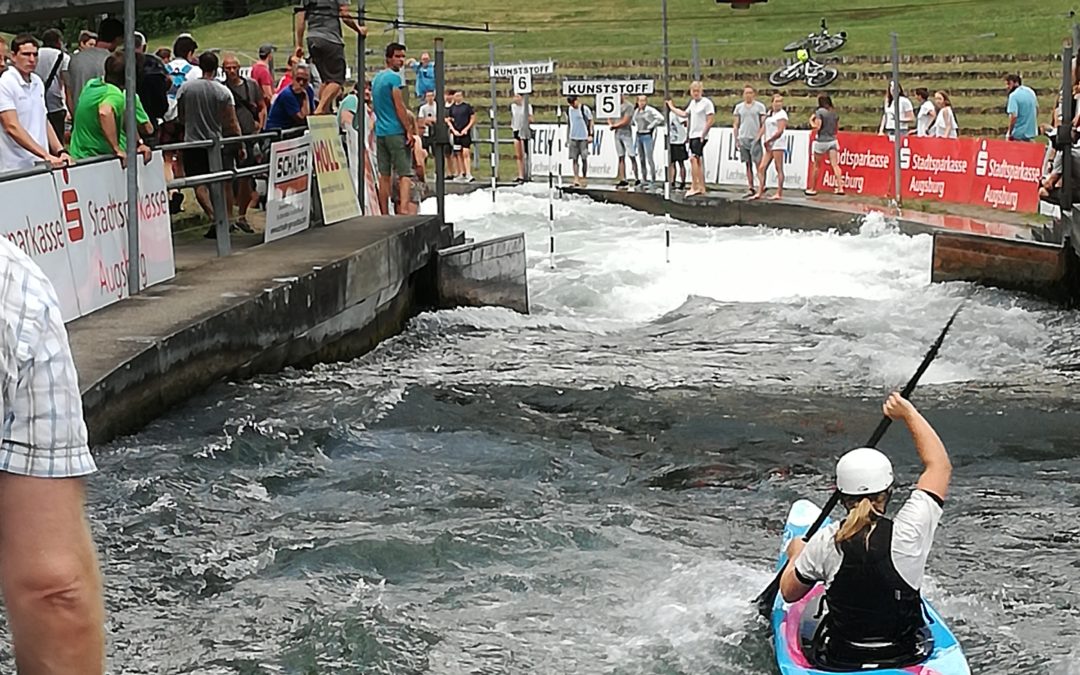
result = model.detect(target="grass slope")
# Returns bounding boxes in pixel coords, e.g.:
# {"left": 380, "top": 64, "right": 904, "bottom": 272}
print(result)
{"left": 149, "top": 0, "right": 1076, "bottom": 65}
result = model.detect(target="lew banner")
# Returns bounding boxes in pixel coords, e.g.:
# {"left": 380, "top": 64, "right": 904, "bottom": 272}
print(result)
{"left": 0, "top": 153, "right": 176, "bottom": 322}
{"left": 308, "top": 115, "right": 361, "bottom": 224}
{"left": 265, "top": 134, "right": 313, "bottom": 243}
{"left": 530, "top": 124, "right": 810, "bottom": 190}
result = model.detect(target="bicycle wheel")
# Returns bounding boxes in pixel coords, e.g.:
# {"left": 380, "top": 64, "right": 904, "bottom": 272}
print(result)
{"left": 769, "top": 65, "right": 801, "bottom": 87}
{"left": 783, "top": 37, "right": 808, "bottom": 52}
{"left": 813, "top": 34, "right": 847, "bottom": 54}
{"left": 806, "top": 67, "right": 839, "bottom": 88}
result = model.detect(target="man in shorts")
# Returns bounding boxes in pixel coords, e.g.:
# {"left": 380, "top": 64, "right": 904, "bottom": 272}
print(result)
{"left": 668, "top": 111, "right": 689, "bottom": 190}
{"left": 609, "top": 94, "right": 639, "bottom": 189}
{"left": 295, "top": 0, "right": 365, "bottom": 114}
{"left": 417, "top": 90, "right": 437, "bottom": 164}
{"left": 372, "top": 42, "right": 413, "bottom": 214}
{"left": 447, "top": 90, "right": 476, "bottom": 182}
{"left": 733, "top": 84, "right": 766, "bottom": 195}
{"left": 566, "top": 95, "right": 593, "bottom": 187}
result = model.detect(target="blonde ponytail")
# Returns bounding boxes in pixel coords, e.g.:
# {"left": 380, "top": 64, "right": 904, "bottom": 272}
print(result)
{"left": 835, "top": 497, "right": 878, "bottom": 544}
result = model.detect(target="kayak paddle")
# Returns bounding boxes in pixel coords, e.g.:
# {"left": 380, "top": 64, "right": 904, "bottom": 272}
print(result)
{"left": 753, "top": 302, "right": 964, "bottom": 616}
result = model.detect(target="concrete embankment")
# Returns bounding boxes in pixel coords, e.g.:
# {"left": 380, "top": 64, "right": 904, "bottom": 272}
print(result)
{"left": 69, "top": 216, "right": 452, "bottom": 445}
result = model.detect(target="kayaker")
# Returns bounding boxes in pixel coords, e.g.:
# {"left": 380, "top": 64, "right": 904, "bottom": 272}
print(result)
{"left": 779, "top": 392, "right": 952, "bottom": 666}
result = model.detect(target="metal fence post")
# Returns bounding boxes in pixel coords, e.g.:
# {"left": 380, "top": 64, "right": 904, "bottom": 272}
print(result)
{"left": 435, "top": 38, "right": 446, "bottom": 224}
{"left": 208, "top": 138, "right": 231, "bottom": 255}
{"left": 357, "top": 0, "right": 366, "bottom": 214}
{"left": 489, "top": 42, "right": 498, "bottom": 197}
{"left": 124, "top": 0, "right": 140, "bottom": 295}
{"left": 1061, "top": 38, "right": 1074, "bottom": 227}
{"left": 523, "top": 91, "right": 531, "bottom": 182}
{"left": 692, "top": 36, "right": 700, "bottom": 82}
{"left": 890, "top": 33, "right": 902, "bottom": 206}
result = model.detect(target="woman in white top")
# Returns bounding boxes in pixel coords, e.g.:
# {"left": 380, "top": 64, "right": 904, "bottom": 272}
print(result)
{"left": 914, "top": 87, "right": 936, "bottom": 137}
{"left": 753, "top": 92, "right": 788, "bottom": 201}
{"left": 931, "top": 90, "right": 957, "bottom": 139}
{"left": 510, "top": 93, "right": 534, "bottom": 183}
{"left": 878, "top": 81, "right": 915, "bottom": 137}
{"left": 780, "top": 393, "right": 952, "bottom": 665}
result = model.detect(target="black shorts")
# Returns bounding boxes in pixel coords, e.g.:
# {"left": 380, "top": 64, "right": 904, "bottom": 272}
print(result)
{"left": 670, "top": 143, "right": 688, "bottom": 163}
{"left": 689, "top": 137, "right": 707, "bottom": 158}
{"left": 307, "top": 37, "right": 346, "bottom": 85}
{"left": 182, "top": 147, "right": 234, "bottom": 178}
{"left": 453, "top": 134, "right": 472, "bottom": 149}
{"left": 422, "top": 135, "right": 433, "bottom": 152}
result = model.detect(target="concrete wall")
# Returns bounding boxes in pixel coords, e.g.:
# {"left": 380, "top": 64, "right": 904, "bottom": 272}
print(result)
{"left": 436, "top": 233, "right": 529, "bottom": 314}
{"left": 932, "top": 231, "right": 1073, "bottom": 301}
{"left": 78, "top": 217, "right": 447, "bottom": 445}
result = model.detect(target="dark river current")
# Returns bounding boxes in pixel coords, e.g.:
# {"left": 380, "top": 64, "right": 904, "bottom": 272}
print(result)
{"left": 58, "top": 189, "right": 1080, "bottom": 672}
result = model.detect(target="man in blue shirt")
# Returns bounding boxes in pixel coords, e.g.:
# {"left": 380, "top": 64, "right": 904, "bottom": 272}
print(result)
{"left": 265, "top": 62, "right": 315, "bottom": 131}
{"left": 406, "top": 52, "right": 435, "bottom": 99}
{"left": 372, "top": 42, "right": 413, "bottom": 215}
{"left": 1005, "top": 73, "right": 1038, "bottom": 142}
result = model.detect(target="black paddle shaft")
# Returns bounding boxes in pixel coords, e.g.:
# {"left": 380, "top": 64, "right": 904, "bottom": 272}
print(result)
{"left": 753, "top": 303, "right": 964, "bottom": 615}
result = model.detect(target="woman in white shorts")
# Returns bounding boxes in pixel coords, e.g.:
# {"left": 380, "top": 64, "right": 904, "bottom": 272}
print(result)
{"left": 753, "top": 92, "right": 788, "bottom": 201}
{"left": 807, "top": 94, "right": 844, "bottom": 196}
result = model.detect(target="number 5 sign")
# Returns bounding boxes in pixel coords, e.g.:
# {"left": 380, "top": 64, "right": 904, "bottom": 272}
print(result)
{"left": 596, "top": 91, "right": 620, "bottom": 119}
{"left": 513, "top": 72, "right": 533, "bottom": 95}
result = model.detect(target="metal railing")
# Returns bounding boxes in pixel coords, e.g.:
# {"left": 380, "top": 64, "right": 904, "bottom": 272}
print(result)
{"left": 158, "top": 127, "right": 307, "bottom": 257}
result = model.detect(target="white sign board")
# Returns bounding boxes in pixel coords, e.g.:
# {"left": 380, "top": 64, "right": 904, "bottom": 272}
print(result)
{"left": 529, "top": 124, "right": 811, "bottom": 191}
{"left": 489, "top": 61, "right": 554, "bottom": 78}
{"left": 513, "top": 72, "right": 533, "bottom": 95}
{"left": 561, "top": 79, "right": 655, "bottom": 96}
{"left": 264, "top": 134, "right": 313, "bottom": 243}
{"left": 596, "top": 92, "right": 620, "bottom": 119}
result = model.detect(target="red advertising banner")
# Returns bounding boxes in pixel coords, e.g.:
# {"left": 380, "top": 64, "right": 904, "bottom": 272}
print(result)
{"left": 967, "top": 138, "right": 1044, "bottom": 213}
{"left": 810, "top": 131, "right": 895, "bottom": 198}
{"left": 807, "top": 132, "right": 1045, "bottom": 212}
{"left": 899, "top": 135, "right": 977, "bottom": 204}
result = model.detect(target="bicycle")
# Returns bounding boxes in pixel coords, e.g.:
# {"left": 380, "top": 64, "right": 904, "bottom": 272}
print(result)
{"left": 768, "top": 49, "right": 839, "bottom": 88}
{"left": 783, "top": 18, "right": 847, "bottom": 54}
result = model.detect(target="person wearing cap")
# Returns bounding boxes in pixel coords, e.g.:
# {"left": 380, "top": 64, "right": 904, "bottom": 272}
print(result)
{"left": 252, "top": 44, "right": 276, "bottom": 106}
{"left": 294, "top": 0, "right": 366, "bottom": 115}
{"left": 779, "top": 392, "right": 953, "bottom": 667}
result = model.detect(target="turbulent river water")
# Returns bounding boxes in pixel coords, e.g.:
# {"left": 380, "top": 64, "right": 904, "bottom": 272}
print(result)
{"left": 74, "top": 188, "right": 1080, "bottom": 673}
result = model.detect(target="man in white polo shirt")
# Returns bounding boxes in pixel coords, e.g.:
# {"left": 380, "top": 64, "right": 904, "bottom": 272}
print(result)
{"left": 0, "top": 34, "right": 70, "bottom": 173}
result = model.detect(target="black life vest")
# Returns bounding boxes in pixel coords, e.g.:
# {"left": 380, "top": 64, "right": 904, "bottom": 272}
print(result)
{"left": 824, "top": 517, "right": 925, "bottom": 648}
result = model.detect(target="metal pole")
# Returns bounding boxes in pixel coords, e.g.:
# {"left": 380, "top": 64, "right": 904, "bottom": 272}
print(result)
{"left": 1061, "top": 38, "right": 1074, "bottom": 223}
{"left": 523, "top": 92, "right": 531, "bottom": 181}
{"left": 357, "top": 0, "right": 366, "bottom": 213}
{"left": 890, "top": 33, "right": 902, "bottom": 206}
{"left": 662, "top": 0, "right": 671, "bottom": 200}
{"left": 489, "top": 42, "right": 497, "bottom": 197}
{"left": 692, "top": 37, "right": 700, "bottom": 82}
{"left": 209, "top": 138, "right": 230, "bottom": 255}
{"left": 123, "top": 0, "right": 140, "bottom": 294}
{"left": 397, "top": 0, "right": 405, "bottom": 46}
{"left": 435, "top": 38, "right": 446, "bottom": 224}
{"left": 556, "top": 100, "right": 563, "bottom": 188}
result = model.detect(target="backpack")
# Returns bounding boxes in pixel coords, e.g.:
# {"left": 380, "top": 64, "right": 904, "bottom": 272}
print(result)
{"left": 169, "top": 62, "right": 192, "bottom": 98}
{"left": 138, "top": 54, "right": 171, "bottom": 121}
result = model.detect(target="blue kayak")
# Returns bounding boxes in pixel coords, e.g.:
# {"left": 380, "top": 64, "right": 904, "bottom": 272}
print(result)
{"left": 770, "top": 499, "right": 971, "bottom": 675}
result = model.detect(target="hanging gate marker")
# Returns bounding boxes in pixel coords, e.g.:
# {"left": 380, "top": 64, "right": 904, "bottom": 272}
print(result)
{"left": 488, "top": 60, "right": 556, "bottom": 190}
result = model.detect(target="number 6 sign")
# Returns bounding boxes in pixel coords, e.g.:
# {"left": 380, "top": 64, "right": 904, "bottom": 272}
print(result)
{"left": 513, "top": 72, "right": 533, "bottom": 95}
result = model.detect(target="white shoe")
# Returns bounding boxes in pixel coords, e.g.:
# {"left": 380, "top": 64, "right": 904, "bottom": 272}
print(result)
{"left": 466, "top": 175, "right": 476, "bottom": 183}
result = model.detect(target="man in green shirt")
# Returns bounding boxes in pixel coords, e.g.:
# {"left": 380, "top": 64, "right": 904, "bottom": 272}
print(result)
{"left": 69, "top": 52, "right": 152, "bottom": 163}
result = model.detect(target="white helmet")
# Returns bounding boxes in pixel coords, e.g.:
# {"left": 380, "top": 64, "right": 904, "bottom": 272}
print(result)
{"left": 836, "top": 447, "right": 894, "bottom": 496}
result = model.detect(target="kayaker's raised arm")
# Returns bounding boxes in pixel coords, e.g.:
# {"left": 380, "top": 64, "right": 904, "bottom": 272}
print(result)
{"left": 883, "top": 393, "right": 951, "bottom": 501}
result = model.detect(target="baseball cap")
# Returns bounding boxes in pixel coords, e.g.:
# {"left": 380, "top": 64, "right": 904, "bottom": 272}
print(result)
{"left": 259, "top": 44, "right": 276, "bottom": 58}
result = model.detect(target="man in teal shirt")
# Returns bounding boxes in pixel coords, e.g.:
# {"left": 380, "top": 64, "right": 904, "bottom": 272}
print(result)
{"left": 1005, "top": 73, "right": 1038, "bottom": 142}
{"left": 371, "top": 42, "right": 413, "bottom": 215}
{"left": 69, "top": 52, "right": 152, "bottom": 162}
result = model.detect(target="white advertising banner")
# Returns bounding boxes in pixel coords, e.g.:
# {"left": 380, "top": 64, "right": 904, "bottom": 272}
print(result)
{"left": 531, "top": 124, "right": 810, "bottom": 191}
{"left": 0, "top": 172, "right": 81, "bottom": 321}
{"left": 265, "top": 134, "right": 313, "bottom": 243}
{"left": 52, "top": 154, "right": 176, "bottom": 316}
{"left": 561, "top": 80, "right": 655, "bottom": 96}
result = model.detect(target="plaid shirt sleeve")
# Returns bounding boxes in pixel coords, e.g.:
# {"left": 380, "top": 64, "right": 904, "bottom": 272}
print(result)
{"left": 0, "top": 240, "right": 96, "bottom": 478}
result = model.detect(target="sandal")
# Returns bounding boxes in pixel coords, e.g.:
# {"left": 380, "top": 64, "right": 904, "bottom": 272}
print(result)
{"left": 803, "top": 189, "right": 818, "bottom": 196}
